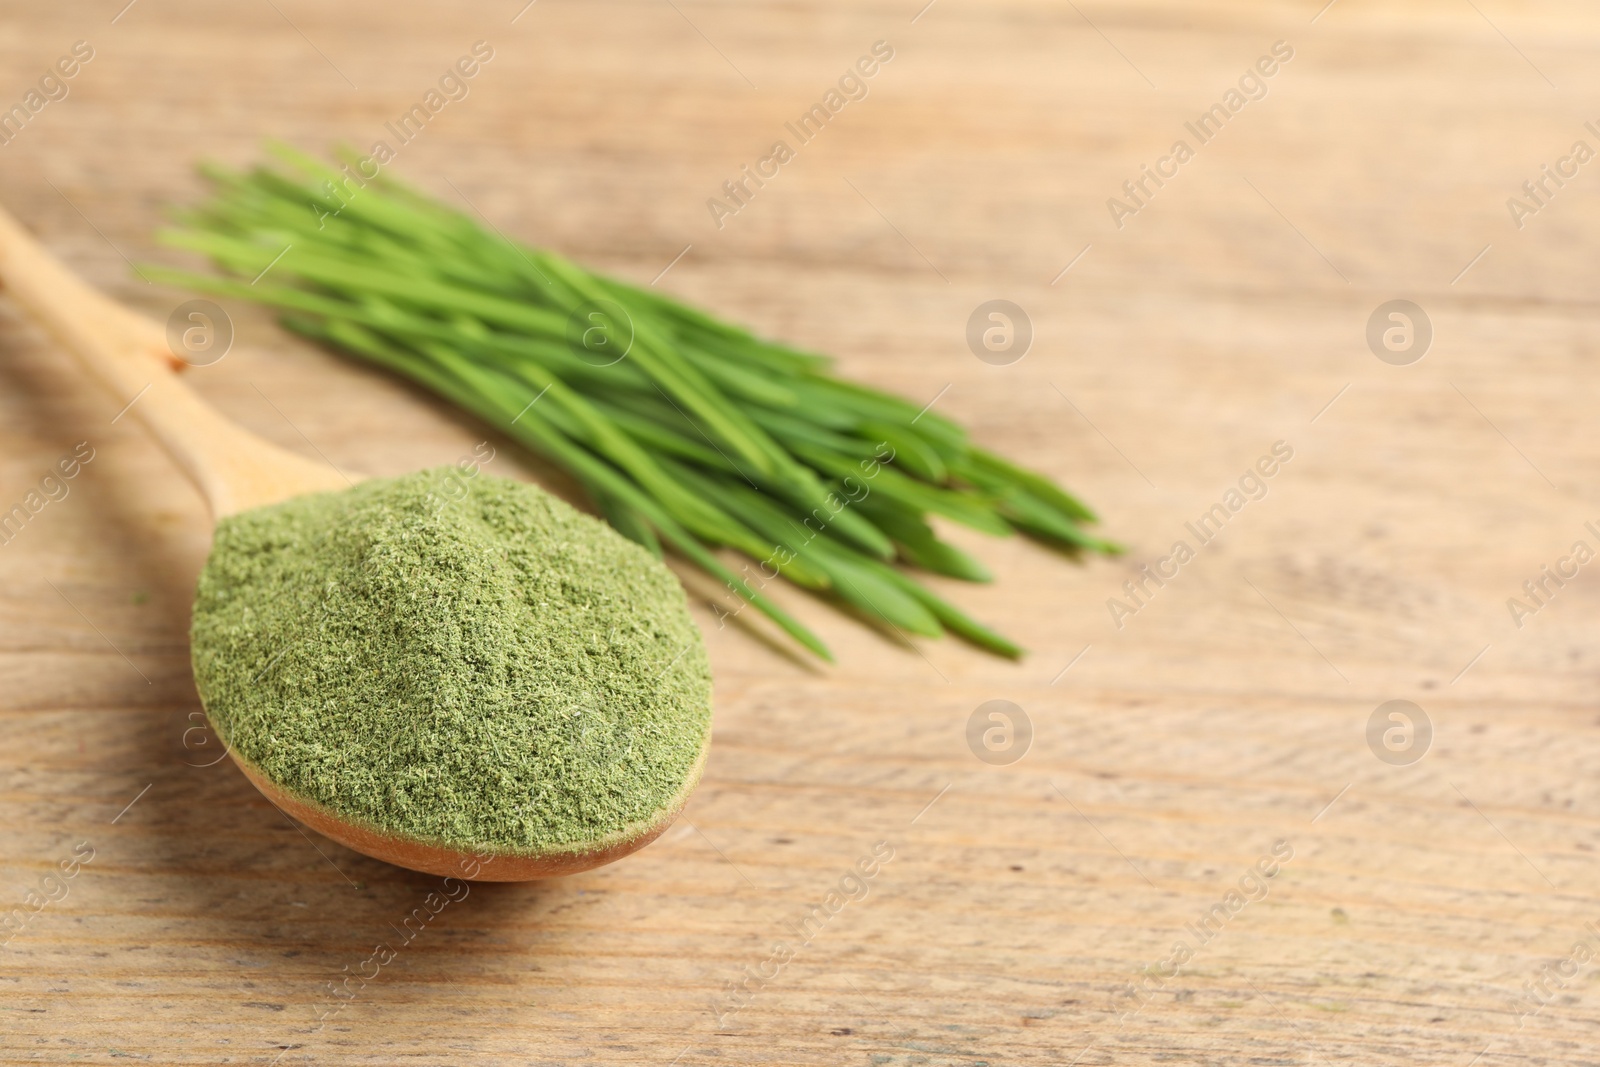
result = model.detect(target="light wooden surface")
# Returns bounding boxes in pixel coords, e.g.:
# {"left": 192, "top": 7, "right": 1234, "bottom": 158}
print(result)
{"left": 4, "top": 1, "right": 1600, "bottom": 1063}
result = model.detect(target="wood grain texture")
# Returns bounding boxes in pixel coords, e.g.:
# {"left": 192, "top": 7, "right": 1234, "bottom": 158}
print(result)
{"left": 4, "top": 0, "right": 1600, "bottom": 1063}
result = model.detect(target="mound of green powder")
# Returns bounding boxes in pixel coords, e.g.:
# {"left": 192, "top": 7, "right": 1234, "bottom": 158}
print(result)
{"left": 190, "top": 467, "right": 713, "bottom": 855}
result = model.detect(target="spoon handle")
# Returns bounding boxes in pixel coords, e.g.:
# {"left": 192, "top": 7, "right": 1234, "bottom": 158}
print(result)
{"left": 0, "top": 203, "right": 350, "bottom": 517}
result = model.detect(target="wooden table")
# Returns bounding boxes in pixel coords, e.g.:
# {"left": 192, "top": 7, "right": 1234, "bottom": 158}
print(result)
{"left": 4, "top": 0, "right": 1600, "bottom": 1063}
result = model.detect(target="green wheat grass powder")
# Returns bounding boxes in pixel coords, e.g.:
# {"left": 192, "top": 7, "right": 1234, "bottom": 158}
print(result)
{"left": 190, "top": 467, "right": 713, "bottom": 855}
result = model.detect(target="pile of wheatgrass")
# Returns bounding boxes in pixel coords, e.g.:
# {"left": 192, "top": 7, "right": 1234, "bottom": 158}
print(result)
{"left": 190, "top": 467, "right": 712, "bottom": 856}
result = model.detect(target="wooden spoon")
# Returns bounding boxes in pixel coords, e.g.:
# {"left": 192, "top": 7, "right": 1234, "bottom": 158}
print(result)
{"left": 0, "top": 205, "right": 696, "bottom": 880}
